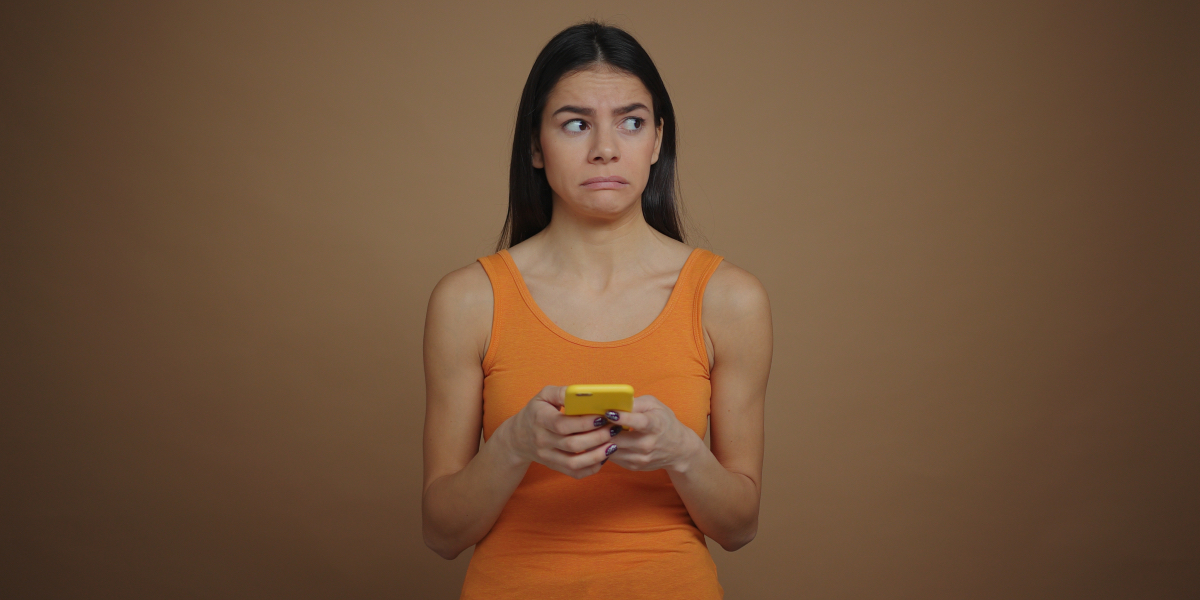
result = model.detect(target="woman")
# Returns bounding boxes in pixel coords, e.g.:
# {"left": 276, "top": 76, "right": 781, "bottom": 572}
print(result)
{"left": 422, "top": 21, "right": 772, "bottom": 599}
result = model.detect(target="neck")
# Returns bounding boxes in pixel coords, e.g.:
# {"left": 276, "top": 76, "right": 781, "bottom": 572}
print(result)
{"left": 528, "top": 198, "right": 672, "bottom": 277}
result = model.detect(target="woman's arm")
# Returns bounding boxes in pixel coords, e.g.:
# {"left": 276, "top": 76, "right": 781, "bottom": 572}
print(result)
{"left": 421, "top": 263, "right": 525, "bottom": 560}
{"left": 601, "top": 261, "right": 770, "bottom": 551}
{"left": 677, "top": 261, "right": 771, "bottom": 550}
{"left": 421, "top": 264, "right": 619, "bottom": 559}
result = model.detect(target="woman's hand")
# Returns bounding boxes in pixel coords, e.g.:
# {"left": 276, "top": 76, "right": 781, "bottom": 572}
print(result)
{"left": 602, "top": 395, "right": 705, "bottom": 474}
{"left": 498, "top": 385, "right": 621, "bottom": 479}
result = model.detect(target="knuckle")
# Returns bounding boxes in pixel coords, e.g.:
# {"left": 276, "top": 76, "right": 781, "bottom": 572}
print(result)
{"left": 583, "top": 435, "right": 604, "bottom": 452}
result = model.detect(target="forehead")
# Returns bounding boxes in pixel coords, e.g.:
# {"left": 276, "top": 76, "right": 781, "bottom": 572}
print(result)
{"left": 545, "top": 67, "right": 652, "bottom": 111}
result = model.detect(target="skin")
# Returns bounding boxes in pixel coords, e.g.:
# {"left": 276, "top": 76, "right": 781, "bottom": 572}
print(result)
{"left": 421, "top": 66, "right": 772, "bottom": 560}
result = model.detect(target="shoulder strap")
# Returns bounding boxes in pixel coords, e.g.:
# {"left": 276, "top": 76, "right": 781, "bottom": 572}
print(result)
{"left": 689, "top": 249, "right": 724, "bottom": 374}
{"left": 476, "top": 252, "right": 524, "bottom": 373}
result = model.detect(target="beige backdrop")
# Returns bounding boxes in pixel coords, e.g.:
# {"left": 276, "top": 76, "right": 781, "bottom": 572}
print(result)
{"left": 3, "top": 1, "right": 1198, "bottom": 598}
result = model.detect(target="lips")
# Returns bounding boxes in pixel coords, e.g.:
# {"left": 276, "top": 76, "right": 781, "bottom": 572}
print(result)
{"left": 581, "top": 176, "right": 629, "bottom": 189}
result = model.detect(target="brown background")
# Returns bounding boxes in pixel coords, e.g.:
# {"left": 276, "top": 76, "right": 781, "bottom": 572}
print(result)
{"left": 3, "top": 1, "right": 1198, "bottom": 598}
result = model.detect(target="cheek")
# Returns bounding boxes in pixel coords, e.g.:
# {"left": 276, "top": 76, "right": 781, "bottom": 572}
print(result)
{"left": 632, "top": 142, "right": 657, "bottom": 175}
{"left": 635, "top": 135, "right": 659, "bottom": 162}
{"left": 543, "top": 151, "right": 576, "bottom": 184}
{"left": 539, "top": 142, "right": 580, "bottom": 192}
{"left": 540, "top": 136, "right": 573, "bottom": 169}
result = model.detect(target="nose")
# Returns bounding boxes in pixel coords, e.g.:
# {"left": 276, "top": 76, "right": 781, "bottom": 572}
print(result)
{"left": 589, "top": 127, "right": 619, "bottom": 164}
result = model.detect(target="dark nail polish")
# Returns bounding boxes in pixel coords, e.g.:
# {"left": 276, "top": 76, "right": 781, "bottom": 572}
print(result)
{"left": 605, "top": 411, "right": 619, "bottom": 421}
{"left": 601, "top": 458, "right": 608, "bottom": 465}
{"left": 609, "top": 425, "right": 621, "bottom": 437}
{"left": 605, "top": 444, "right": 618, "bottom": 456}
{"left": 593, "top": 416, "right": 605, "bottom": 427}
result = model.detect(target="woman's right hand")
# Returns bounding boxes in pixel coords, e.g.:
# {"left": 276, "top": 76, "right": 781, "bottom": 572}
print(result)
{"left": 499, "top": 385, "right": 620, "bottom": 479}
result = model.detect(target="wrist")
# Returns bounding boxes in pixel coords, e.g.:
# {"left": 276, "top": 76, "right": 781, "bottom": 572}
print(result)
{"left": 665, "top": 429, "right": 706, "bottom": 476}
{"left": 489, "top": 419, "right": 532, "bottom": 470}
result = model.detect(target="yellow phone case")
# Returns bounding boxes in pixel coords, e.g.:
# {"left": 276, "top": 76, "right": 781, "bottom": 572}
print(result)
{"left": 563, "top": 384, "right": 634, "bottom": 416}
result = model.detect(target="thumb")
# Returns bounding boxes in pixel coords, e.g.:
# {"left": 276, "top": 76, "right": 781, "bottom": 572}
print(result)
{"left": 537, "top": 385, "right": 567, "bottom": 409}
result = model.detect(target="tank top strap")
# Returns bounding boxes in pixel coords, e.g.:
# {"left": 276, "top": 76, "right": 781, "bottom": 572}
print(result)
{"left": 476, "top": 252, "right": 519, "bottom": 303}
{"left": 675, "top": 248, "right": 723, "bottom": 373}
{"left": 476, "top": 252, "right": 530, "bottom": 373}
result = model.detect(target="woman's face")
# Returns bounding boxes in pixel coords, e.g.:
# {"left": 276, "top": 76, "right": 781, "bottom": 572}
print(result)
{"left": 533, "top": 67, "right": 663, "bottom": 222}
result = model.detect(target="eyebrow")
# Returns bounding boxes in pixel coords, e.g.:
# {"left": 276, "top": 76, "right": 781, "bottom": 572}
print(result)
{"left": 550, "top": 102, "right": 650, "bottom": 117}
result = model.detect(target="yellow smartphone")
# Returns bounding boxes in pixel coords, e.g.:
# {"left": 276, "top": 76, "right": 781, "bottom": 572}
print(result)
{"left": 563, "top": 384, "right": 634, "bottom": 418}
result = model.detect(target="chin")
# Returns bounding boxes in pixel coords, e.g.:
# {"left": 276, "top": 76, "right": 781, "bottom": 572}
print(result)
{"left": 574, "top": 196, "right": 640, "bottom": 219}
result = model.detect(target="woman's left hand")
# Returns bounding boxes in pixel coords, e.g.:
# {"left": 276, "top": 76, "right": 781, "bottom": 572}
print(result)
{"left": 602, "top": 395, "right": 703, "bottom": 473}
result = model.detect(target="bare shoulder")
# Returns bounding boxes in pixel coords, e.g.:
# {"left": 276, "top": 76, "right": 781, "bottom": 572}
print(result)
{"left": 700, "top": 258, "right": 772, "bottom": 390}
{"left": 426, "top": 260, "right": 494, "bottom": 362}
{"left": 699, "top": 258, "right": 772, "bottom": 369}
{"left": 703, "top": 259, "right": 771, "bottom": 322}
{"left": 429, "top": 261, "right": 493, "bottom": 312}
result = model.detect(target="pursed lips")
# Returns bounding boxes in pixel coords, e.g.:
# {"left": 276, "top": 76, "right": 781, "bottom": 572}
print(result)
{"left": 581, "top": 176, "right": 629, "bottom": 189}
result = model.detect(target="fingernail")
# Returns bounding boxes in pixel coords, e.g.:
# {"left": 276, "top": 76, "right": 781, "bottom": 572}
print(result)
{"left": 601, "top": 458, "right": 608, "bottom": 465}
{"left": 605, "top": 444, "right": 618, "bottom": 456}
{"left": 605, "top": 411, "right": 619, "bottom": 421}
{"left": 609, "top": 425, "right": 621, "bottom": 437}
{"left": 593, "top": 416, "right": 605, "bottom": 427}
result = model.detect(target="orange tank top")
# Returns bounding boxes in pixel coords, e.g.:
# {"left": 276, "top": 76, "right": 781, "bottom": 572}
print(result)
{"left": 461, "top": 247, "right": 725, "bottom": 600}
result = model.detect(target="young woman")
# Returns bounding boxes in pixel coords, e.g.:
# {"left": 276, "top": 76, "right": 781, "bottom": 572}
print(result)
{"left": 421, "top": 22, "right": 772, "bottom": 599}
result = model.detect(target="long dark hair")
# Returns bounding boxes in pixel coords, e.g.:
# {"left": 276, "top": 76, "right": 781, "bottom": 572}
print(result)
{"left": 497, "top": 21, "right": 683, "bottom": 251}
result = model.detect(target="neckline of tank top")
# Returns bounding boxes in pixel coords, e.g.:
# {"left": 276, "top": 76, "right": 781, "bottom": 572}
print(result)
{"left": 496, "top": 247, "right": 705, "bottom": 348}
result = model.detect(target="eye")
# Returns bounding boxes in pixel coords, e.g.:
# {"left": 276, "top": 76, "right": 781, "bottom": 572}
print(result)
{"left": 563, "top": 119, "right": 588, "bottom": 133}
{"left": 618, "top": 117, "right": 645, "bottom": 132}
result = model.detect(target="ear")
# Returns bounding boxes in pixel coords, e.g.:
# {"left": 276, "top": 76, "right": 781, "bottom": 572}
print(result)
{"left": 650, "top": 118, "right": 664, "bottom": 165}
{"left": 531, "top": 134, "right": 545, "bottom": 169}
